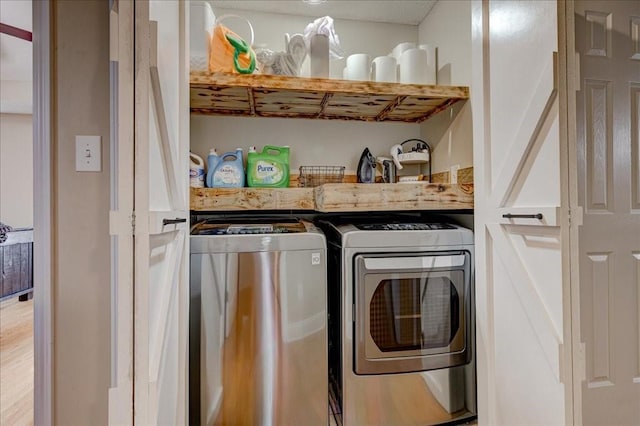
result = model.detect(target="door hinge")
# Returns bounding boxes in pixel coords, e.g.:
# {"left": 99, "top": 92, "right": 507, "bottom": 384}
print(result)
{"left": 576, "top": 342, "right": 586, "bottom": 384}
{"left": 575, "top": 52, "right": 581, "bottom": 91}
{"left": 553, "top": 51, "right": 558, "bottom": 91}
{"left": 131, "top": 212, "right": 136, "bottom": 234}
{"left": 109, "top": 8, "right": 118, "bottom": 62}
{"left": 568, "top": 207, "right": 584, "bottom": 227}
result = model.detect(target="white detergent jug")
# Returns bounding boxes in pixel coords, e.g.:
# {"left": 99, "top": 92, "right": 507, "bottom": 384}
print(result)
{"left": 189, "top": 152, "right": 205, "bottom": 188}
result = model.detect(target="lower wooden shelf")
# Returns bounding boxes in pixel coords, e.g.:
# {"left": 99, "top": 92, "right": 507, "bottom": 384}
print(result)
{"left": 315, "top": 183, "right": 474, "bottom": 212}
{"left": 190, "top": 183, "right": 474, "bottom": 212}
{"left": 190, "top": 187, "right": 315, "bottom": 211}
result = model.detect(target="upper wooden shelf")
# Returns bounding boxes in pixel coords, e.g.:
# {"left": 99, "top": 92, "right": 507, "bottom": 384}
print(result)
{"left": 190, "top": 72, "right": 469, "bottom": 123}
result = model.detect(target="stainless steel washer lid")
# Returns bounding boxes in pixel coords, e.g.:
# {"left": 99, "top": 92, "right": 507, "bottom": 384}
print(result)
{"left": 191, "top": 217, "right": 308, "bottom": 235}
{"left": 326, "top": 221, "right": 474, "bottom": 248}
{"left": 190, "top": 219, "right": 326, "bottom": 253}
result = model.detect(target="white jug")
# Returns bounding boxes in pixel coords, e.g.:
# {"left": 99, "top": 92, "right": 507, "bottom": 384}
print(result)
{"left": 346, "top": 53, "right": 371, "bottom": 81}
{"left": 399, "top": 48, "right": 429, "bottom": 85}
{"left": 371, "top": 56, "right": 396, "bottom": 83}
{"left": 189, "top": 152, "right": 205, "bottom": 188}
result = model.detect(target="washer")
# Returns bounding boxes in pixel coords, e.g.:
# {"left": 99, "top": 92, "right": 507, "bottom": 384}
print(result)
{"left": 321, "top": 217, "right": 476, "bottom": 426}
{"left": 189, "top": 218, "right": 328, "bottom": 425}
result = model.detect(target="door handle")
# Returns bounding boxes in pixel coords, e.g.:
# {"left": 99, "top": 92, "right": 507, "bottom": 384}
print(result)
{"left": 162, "top": 218, "right": 187, "bottom": 227}
{"left": 502, "top": 213, "right": 543, "bottom": 220}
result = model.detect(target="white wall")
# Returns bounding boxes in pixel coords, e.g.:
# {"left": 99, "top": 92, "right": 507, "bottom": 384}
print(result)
{"left": 0, "top": 80, "right": 32, "bottom": 114}
{"left": 0, "top": 1, "right": 33, "bottom": 229}
{"left": 0, "top": 113, "right": 33, "bottom": 228}
{"left": 191, "top": 116, "right": 418, "bottom": 174}
{"left": 418, "top": 1, "right": 472, "bottom": 86}
{"left": 211, "top": 7, "right": 419, "bottom": 79}
{"left": 53, "top": 1, "right": 111, "bottom": 424}
{"left": 192, "top": 7, "right": 422, "bottom": 174}
{"left": 418, "top": 0, "right": 473, "bottom": 175}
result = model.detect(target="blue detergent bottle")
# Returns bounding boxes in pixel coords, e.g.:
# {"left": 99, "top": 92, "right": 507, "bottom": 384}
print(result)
{"left": 205, "top": 148, "right": 219, "bottom": 188}
{"left": 210, "top": 148, "right": 245, "bottom": 188}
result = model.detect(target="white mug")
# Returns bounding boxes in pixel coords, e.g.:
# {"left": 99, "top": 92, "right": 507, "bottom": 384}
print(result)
{"left": 390, "top": 42, "right": 416, "bottom": 60}
{"left": 399, "top": 48, "right": 429, "bottom": 85}
{"left": 342, "top": 67, "right": 349, "bottom": 80}
{"left": 418, "top": 43, "right": 437, "bottom": 84}
{"left": 346, "top": 53, "right": 371, "bottom": 81}
{"left": 371, "top": 56, "right": 396, "bottom": 83}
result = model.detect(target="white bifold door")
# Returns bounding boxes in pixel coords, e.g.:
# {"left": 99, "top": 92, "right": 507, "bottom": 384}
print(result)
{"left": 109, "top": 0, "right": 190, "bottom": 424}
{"left": 471, "top": 1, "right": 573, "bottom": 424}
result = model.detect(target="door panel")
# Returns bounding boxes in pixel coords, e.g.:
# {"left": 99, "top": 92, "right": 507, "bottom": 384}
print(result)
{"left": 148, "top": 232, "right": 185, "bottom": 424}
{"left": 576, "top": 1, "right": 640, "bottom": 424}
{"left": 135, "top": 0, "right": 190, "bottom": 423}
{"left": 108, "top": 0, "right": 190, "bottom": 424}
{"left": 472, "top": 1, "right": 569, "bottom": 424}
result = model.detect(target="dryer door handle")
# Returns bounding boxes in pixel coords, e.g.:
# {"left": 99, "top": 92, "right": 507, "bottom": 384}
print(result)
{"left": 362, "top": 254, "right": 466, "bottom": 271}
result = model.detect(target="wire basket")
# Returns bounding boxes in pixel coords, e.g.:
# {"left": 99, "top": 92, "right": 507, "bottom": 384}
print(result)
{"left": 298, "top": 166, "right": 345, "bottom": 187}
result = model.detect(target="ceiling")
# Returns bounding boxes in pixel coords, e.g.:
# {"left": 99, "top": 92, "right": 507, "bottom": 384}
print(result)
{"left": 209, "top": 0, "right": 438, "bottom": 25}
{"left": 0, "top": 0, "right": 32, "bottom": 82}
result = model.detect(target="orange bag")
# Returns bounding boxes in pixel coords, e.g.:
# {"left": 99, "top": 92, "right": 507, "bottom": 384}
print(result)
{"left": 209, "top": 15, "right": 256, "bottom": 74}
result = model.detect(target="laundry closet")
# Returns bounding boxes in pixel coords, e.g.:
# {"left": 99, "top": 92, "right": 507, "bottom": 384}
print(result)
{"left": 185, "top": 2, "right": 475, "bottom": 425}
{"left": 109, "top": 1, "right": 570, "bottom": 425}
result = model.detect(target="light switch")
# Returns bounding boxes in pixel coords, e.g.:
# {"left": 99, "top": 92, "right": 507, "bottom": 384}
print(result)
{"left": 75, "top": 135, "right": 101, "bottom": 172}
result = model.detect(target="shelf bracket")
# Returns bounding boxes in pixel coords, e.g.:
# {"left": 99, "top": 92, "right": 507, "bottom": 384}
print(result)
{"left": 376, "top": 95, "right": 407, "bottom": 121}
{"left": 417, "top": 98, "right": 462, "bottom": 122}
{"left": 247, "top": 87, "right": 256, "bottom": 116}
{"left": 316, "top": 93, "right": 333, "bottom": 118}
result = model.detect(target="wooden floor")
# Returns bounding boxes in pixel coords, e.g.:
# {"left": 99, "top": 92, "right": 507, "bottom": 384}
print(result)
{"left": 0, "top": 298, "right": 476, "bottom": 426}
{"left": 0, "top": 298, "right": 34, "bottom": 426}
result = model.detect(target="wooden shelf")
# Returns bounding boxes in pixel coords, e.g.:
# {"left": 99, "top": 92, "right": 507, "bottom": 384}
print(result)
{"left": 190, "top": 72, "right": 469, "bottom": 123}
{"left": 190, "top": 187, "right": 315, "bottom": 211}
{"left": 190, "top": 183, "right": 474, "bottom": 212}
{"left": 314, "top": 183, "right": 474, "bottom": 212}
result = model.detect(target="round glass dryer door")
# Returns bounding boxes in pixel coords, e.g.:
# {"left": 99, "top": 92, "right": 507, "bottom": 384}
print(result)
{"left": 354, "top": 251, "right": 472, "bottom": 375}
{"left": 369, "top": 275, "right": 460, "bottom": 352}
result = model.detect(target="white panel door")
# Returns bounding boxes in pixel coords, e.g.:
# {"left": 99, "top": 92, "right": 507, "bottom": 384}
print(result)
{"left": 109, "top": 0, "right": 190, "bottom": 424}
{"left": 471, "top": 1, "right": 572, "bottom": 424}
{"left": 575, "top": 1, "right": 640, "bottom": 424}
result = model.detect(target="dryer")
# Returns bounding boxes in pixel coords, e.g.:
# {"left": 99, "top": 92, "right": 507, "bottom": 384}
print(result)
{"left": 321, "top": 218, "right": 476, "bottom": 426}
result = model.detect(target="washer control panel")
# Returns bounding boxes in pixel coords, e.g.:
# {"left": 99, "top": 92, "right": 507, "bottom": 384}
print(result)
{"left": 354, "top": 223, "right": 456, "bottom": 231}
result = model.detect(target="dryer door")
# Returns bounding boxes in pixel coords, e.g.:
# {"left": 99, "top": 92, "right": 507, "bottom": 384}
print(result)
{"left": 354, "top": 251, "right": 472, "bottom": 375}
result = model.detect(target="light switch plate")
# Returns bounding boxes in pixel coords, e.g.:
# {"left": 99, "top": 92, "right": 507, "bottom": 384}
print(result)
{"left": 76, "top": 135, "right": 101, "bottom": 172}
